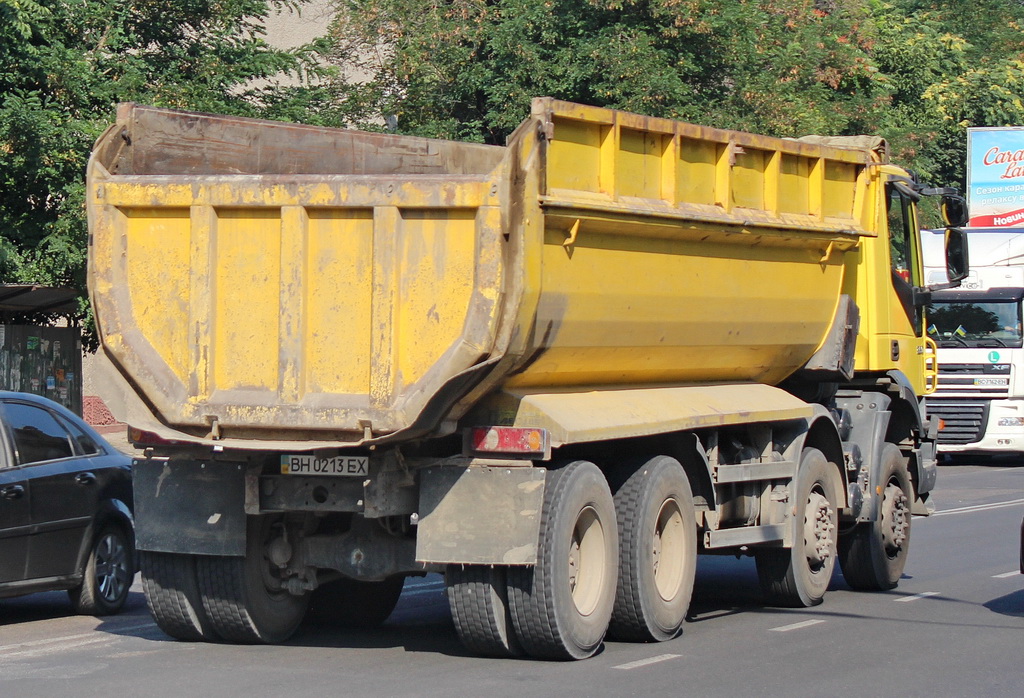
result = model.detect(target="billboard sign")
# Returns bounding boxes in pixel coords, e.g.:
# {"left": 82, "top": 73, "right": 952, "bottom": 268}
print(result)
{"left": 967, "top": 126, "right": 1024, "bottom": 227}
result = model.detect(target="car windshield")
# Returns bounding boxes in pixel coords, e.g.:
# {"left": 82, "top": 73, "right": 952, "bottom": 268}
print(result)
{"left": 927, "top": 298, "right": 1024, "bottom": 348}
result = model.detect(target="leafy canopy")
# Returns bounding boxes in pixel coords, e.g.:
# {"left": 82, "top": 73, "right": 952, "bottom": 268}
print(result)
{"left": 0, "top": 0, "right": 327, "bottom": 327}
{"left": 322, "top": 0, "right": 1024, "bottom": 194}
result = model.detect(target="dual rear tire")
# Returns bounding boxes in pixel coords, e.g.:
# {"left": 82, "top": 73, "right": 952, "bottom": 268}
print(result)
{"left": 447, "top": 457, "right": 698, "bottom": 659}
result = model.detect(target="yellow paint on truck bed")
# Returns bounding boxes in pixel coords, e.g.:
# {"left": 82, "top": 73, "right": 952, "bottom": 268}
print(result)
{"left": 87, "top": 99, "right": 884, "bottom": 446}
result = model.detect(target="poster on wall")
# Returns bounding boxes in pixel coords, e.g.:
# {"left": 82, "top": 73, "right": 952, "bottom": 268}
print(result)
{"left": 967, "top": 126, "right": 1024, "bottom": 227}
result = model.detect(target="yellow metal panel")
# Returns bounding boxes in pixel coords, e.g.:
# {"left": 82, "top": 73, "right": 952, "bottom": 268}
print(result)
{"left": 506, "top": 224, "right": 845, "bottom": 388}
{"left": 506, "top": 384, "right": 814, "bottom": 446}
{"left": 305, "top": 209, "right": 374, "bottom": 395}
{"left": 676, "top": 137, "right": 717, "bottom": 207}
{"left": 732, "top": 147, "right": 767, "bottom": 211}
{"left": 212, "top": 208, "right": 282, "bottom": 392}
{"left": 617, "top": 128, "right": 666, "bottom": 201}
{"left": 778, "top": 154, "right": 811, "bottom": 216}
{"left": 397, "top": 209, "right": 479, "bottom": 387}
{"left": 823, "top": 160, "right": 857, "bottom": 221}
{"left": 546, "top": 119, "right": 605, "bottom": 194}
{"left": 123, "top": 207, "right": 191, "bottom": 383}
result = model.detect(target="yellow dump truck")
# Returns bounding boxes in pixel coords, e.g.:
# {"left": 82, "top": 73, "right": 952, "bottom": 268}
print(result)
{"left": 87, "top": 99, "right": 967, "bottom": 659}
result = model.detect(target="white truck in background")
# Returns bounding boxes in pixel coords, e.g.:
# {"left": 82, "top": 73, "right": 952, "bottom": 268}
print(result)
{"left": 923, "top": 228, "right": 1024, "bottom": 455}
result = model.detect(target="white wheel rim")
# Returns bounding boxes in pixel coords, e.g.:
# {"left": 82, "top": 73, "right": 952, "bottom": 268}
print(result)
{"left": 653, "top": 498, "right": 686, "bottom": 601}
{"left": 569, "top": 506, "right": 606, "bottom": 616}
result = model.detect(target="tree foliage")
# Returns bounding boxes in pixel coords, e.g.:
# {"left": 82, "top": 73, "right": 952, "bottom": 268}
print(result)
{"left": 0, "top": 0, "right": 326, "bottom": 323}
{"left": 322, "top": 0, "right": 1024, "bottom": 192}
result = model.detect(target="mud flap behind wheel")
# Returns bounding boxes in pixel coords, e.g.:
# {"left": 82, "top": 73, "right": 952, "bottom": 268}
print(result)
{"left": 133, "top": 458, "right": 248, "bottom": 555}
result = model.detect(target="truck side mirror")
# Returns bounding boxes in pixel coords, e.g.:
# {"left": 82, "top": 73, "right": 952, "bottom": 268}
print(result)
{"left": 945, "top": 227, "right": 968, "bottom": 282}
{"left": 941, "top": 194, "right": 969, "bottom": 227}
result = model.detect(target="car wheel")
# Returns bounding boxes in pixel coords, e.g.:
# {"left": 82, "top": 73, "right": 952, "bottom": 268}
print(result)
{"left": 70, "top": 524, "right": 135, "bottom": 616}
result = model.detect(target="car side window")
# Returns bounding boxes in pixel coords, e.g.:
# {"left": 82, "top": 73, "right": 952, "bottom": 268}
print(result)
{"left": 62, "top": 417, "right": 101, "bottom": 455}
{"left": 4, "top": 402, "right": 75, "bottom": 465}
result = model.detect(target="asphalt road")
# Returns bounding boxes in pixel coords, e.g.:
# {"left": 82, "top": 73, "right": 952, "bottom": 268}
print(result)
{"left": 2, "top": 461, "right": 1021, "bottom": 697}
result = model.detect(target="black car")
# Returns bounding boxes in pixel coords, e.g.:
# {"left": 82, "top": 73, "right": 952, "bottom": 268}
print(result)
{"left": 0, "top": 391, "right": 135, "bottom": 614}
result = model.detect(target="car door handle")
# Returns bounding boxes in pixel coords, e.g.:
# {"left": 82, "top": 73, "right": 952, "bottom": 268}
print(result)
{"left": 75, "top": 472, "right": 97, "bottom": 486}
{"left": 1, "top": 484, "right": 25, "bottom": 499}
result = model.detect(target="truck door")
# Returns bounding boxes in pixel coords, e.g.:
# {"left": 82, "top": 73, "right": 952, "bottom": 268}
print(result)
{"left": 884, "top": 179, "right": 926, "bottom": 385}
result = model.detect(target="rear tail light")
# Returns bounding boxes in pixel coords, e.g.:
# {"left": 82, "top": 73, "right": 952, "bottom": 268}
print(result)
{"left": 464, "top": 426, "right": 549, "bottom": 459}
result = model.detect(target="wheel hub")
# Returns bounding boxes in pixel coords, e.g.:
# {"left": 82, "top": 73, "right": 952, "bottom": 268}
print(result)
{"left": 95, "top": 533, "right": 129, "bottom": 603}
{"left": 803, "top": 491, "right": 835, "bottom": 569}
{"left": 881, "top": 481, "right": 909, "bottom": 554}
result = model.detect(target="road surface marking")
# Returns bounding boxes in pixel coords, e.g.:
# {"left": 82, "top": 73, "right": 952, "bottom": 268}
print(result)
{"left": 0, "top": 622, "right": 156, "bottom": 659}
{"left": 992, "top": 570, "right": 1021, "bottom": 579}
{"left": 612, "top": 654, "right": 681, "bottom": 670}
{"left": 403, "top": 580, "right": 445, "bottom": 597}
{"left": 931, "top": 499, "right": 1024, "bottom": 517}
{"left": 770, "top": 619, "right": 826, "bottom": 632}
{"left": 895, "top": 591, "right": 940, "bottom": 602}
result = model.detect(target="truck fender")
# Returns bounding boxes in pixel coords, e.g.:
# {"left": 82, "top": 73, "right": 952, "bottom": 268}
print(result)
{"left": 834, "top": 392, "right": 893, "bottom": 523}
{"left": 802, "top": 406, "right": 848, "bottom": 509}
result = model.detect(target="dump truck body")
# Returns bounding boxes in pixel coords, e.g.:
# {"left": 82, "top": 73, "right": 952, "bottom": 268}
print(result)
{"left": 87, "top": 99, "right": 958, "bottom": 658}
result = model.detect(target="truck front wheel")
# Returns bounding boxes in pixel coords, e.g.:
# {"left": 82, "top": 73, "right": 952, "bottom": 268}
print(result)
{"left": 838, "top": 443, "right": 912, "bottom": 590}
{"left": 756, "top": 448, "right": 839, "bottom": 607}
{"left": 507, "top": 461, "right": 618, "bottom": 660}
{"left": 195, "top": 516, "right": 309, "bottom": 643}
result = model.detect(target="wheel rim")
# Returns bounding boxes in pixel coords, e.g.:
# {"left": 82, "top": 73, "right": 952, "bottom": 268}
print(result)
{"left": 653, "top": 497, "right": 686, "bottom": 601}
{"left": 568, "top": 505, "right": 606, "bottom": 616}
{"left": 880, "top": 479, "right": 909, "bottom": 558}
{"left": 803, "top": 488, "right": 835, "bottom": 573}
{"left": 96, "top": 533, "right": 130, "bottom": 603}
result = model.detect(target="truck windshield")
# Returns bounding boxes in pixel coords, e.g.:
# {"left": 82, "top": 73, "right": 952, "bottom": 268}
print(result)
{"left": 926, "top": 298, "right": 1024, "bottom": 348}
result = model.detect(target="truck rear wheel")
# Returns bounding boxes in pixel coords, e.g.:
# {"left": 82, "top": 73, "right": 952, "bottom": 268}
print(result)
{"left": 195, "top": 516, "right": 309, "bottom": 643}
{"left": 308, "top": 576, "right": 405, "bottom": 628}
{"left": 447, "top": 565, "right": 523, "bottom": 657}
{"left": 140, "top": 551, "right": 220, "bottom": 641}
{"left": 507, "top": 461, "right": 618, "bottom": 660}
{"left": 838, "top": 444, "right": 912, "bottom": 590}
{"left": 609, "top": 455, "right": 696, "bottom": 642}
{"left": 756, "top": 448, "right": 839, "bottom": 607}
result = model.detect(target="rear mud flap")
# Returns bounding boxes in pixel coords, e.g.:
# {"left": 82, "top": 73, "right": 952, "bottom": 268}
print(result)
{"left": 133, "top": 458, "right": 247, "bottom": 556}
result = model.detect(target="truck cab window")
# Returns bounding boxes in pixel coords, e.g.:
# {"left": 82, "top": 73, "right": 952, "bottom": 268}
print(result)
{"left": 886, "top": 182, "right": 921, "bottom": 333}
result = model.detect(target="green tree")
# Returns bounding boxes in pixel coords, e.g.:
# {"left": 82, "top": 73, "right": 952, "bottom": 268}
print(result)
{"left": 869, "top": 0, "right": 1024, "bottom": 190}
{"left": 0, "top": 0, "right": 325, "bottom": 324}
{"left": 323, "top": 0, "right": 888, "bottom": 143}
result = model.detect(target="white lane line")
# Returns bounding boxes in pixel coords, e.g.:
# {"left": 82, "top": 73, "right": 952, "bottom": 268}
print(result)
{"left": 403, "top": 581, "right": 445, "bottom": 597}
{"left": 931, "top": 499, "right": 1024, "bottom": 517}
{"left": 612, "top": 654, "right": 681, "bottom": 670}
{"left": 770, "top": 619, "right": 826, "bottom": 632}
{"left": 993, "top": 570, "right": 1021, "bottom": 579}
{"left": 1, "top": 636, "right": 115, "bottom": 660}
{"left": 0, "top": 622, "right": 156, "bottom": 655}
{"left": 895, "top": 591, "right": 940, "bottom": 603}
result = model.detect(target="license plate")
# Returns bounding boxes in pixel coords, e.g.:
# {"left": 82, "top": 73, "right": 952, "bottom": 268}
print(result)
{"left": 974, "top": 378, "right": 1009, "bottom": 386}
{"left": 280, "top": 455, "right": 369, "bottom": 476}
